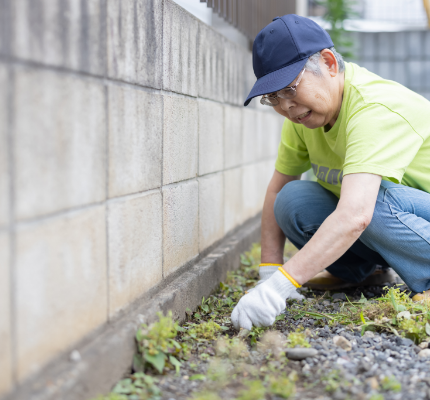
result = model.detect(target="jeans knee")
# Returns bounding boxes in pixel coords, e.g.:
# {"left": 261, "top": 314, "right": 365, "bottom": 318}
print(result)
{"left": 274, "top": 181, "right": 300, "bottom": 221}
{"left": 360, "top": 201, "right": 387, "bottom": 246}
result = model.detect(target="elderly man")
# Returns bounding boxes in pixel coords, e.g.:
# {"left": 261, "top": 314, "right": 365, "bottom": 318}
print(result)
{"left": 231, "top": 14, "right": 430, "bottom": 330}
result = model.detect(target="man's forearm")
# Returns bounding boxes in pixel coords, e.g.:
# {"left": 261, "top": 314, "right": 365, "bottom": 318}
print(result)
{"left": 283, "top": 208, "right": 366, "bottom": 284}
{"left": 261, "top": 173, "right": 301, "bottom": 264}
{"left": 282, "top": 173, "right": 381, "bottom": 284}
{"left": 261, "top": 191, "right": 286, "bottom": 264}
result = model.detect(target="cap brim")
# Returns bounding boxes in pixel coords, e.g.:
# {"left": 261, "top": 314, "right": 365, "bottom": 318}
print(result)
{"left": 244, "top": 59, "right": 308, "bottom": 106}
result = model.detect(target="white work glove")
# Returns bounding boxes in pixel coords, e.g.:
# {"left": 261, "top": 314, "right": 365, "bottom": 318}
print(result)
{"left": 246, "top": 264, "right": 281, "bottom": 293}
{"left": 232, "top": 270, "right": 305, "bottom": 330}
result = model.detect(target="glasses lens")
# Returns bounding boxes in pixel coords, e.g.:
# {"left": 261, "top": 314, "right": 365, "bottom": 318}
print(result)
{"left": 260, "top": 96, "right": 279, "bottom": 106}
{"left": 277, "top": 88, "right": 296, "bottom": 99}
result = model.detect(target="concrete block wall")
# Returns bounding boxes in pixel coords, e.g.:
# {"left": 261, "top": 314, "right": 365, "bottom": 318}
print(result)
{"left": 0, "top": 0, "right": 284, "bottom": 397}
{"left": 352, "top": 30, "right": 430, "bottom": 100}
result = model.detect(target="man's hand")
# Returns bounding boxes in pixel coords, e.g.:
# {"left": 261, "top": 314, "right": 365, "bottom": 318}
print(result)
{"left": 231, "top": 270, "right": 304, "bottom": 330}
{"left": 247, "top": 264, "right": 281, "bottom": 293}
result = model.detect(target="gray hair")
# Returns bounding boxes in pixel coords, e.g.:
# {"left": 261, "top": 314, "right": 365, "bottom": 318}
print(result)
{"left": 304, "top": 47, "right": 345, "bottom": 76}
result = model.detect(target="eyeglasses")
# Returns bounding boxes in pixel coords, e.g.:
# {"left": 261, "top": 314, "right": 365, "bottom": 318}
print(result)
{"left": 260, "top": 68, "right": 306, "bottom": 106}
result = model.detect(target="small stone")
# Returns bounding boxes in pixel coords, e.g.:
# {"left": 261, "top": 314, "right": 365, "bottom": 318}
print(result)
{"left": 332, "top": 293, "right": 347, "bottom": 301}
{"left": 363, "top": 331, "right": 375, "bottom": 338}
{"left": 333, "top": 335, "right": 352, "bottom": 351}
{"left": 413, "top": 346, "right": 422, "bottom": 354}
{"left": 397, "top": 337, "right": 414, "bottom": 347}
{"left": 286, "top": 348, "right": 318, "bottom": 360}
{"left": 397, "top": 311, "right": 411, "bottom": 320}
{"left": 418, "top": 349, "right": 430, "bottom": 358}
{"left": 69, "top": 350, "right": 81, "bottom": 362}
{"left": 419, "top": 342, "right": 429, "bottom": 349}
{"left": 366, "top": 377, "right": 379, "bottom": 390}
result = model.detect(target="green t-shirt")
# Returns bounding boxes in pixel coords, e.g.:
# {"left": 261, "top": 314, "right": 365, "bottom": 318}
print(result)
{"left": 275, "top": 62, "right": 430, "bottom": 197}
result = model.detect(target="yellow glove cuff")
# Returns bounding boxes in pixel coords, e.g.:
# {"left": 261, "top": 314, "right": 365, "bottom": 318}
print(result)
{"left": 278, "top": 267, "right": 302, "bottom": 288}
{"left": 259, "top": 263, "right": 283, "bottom": 267}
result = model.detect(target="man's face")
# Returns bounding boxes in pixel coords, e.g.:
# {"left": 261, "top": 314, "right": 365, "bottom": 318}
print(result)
{"left": 271, "top": 57, "right": 341, "bottom": 129}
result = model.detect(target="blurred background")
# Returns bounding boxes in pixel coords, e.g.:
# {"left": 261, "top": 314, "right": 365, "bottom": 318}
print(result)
{"left": 1, "top": 1, "right": 430, "bottom": 399}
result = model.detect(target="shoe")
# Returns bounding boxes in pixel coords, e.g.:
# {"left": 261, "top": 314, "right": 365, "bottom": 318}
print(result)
{"left": 303, "top": 268, "right": 397, "bottom": 291}
{"left": 412, "top": 290, "right": 430, "bottom": 302}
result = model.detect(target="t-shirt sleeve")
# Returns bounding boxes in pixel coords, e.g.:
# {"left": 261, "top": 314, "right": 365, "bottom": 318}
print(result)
{"left": 275, "top": 119, "right": 311, "bottom": 176}
{"left": 343, "top": 103, "right": 424, "bottom": 183}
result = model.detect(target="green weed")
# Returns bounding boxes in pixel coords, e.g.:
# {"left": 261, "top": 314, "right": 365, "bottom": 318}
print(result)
{"left": 381, "top": 376, "right": 401, "bottom": 392}
{"left": 135, "top": 311, "right": 188, "bottom": 374}
{"left": 286, "top": 330, "right": 310, "bottom": 348}
{"left": 187, "top": 320, "right": 223, "bottom": 340}
{"left": 268, "top": 375, "right": 295, "bottom": 398}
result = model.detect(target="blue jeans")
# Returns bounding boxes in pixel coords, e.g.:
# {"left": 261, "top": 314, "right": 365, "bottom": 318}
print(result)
{"left": 273, "top": 180, "right": 430, "bottom": 294}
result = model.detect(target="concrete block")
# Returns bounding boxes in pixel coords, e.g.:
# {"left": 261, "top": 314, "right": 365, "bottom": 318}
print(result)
{"left": 241, "top": 164, "right": 260, "bottom": 220}
{"left": 407, "top": 31, "right": 422, "bottom": 58}
{"left": 198, "top": 173, "right": 224, "bottom": 252}
{"left": 163, "top": 96, "right": 198, "bottom": 185}
{"left": 199, "top": 99, "right": 224, "bottom": 176}
{"left": 198, "top": 23, "right": 225, "bottom": 102}
{"left": 261, "top": 113, "right": 283, "bottom": 160}
{"left": 13, "top": 0, "right": 106, "bottom": 75}
{"left": 0, "top": 0, "right": 13, "bottom": 56}
{"left": 0, "top": 65, "right": 9, "bottom": 228}
{"left": 108, "top": 191, "right": 163, "bottom": 317}
{"left": 107, "top": 0, "right": 162, "bottom": 88}
{"left": 224, "top": 167, "right": 244, "bottom": 233}
{"left": 15, "top": 205, "right": 107, "bottom": 381}
{"left": 163, "top": 180, "right": 199, "bottom": 276}
{"left": 242, "top": 109, "right": 258, "bottom": 164}
{"left": 244, "top": 52, "right": 256, "bottom": 108}
{"left": 0, "top": 232, "right": 11, "bottom": 396}
{"left": 224, "top": 105, "right": 243, "bottom": 169}
{"left": 163, "top": 0, "right": 198, "bottom": 96}
{"left": 223, "top": 41, "right": 245, "bottom": 105}
{"left": 14, "top": 68, "right": 106, "bottom": 220}
{"left": 108, "top": 86, "right": 162, "bottom": 198}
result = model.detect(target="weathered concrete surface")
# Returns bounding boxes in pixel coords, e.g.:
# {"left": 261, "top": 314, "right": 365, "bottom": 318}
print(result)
{"left": 163, "top": 0, "right": 198, "bottom": 96}
{"left": 107, "top": 0, "right": 163, "bottom": 88}
{"left": 108, "top": 191, "right": 163, "bottom": 318}
{"left": 224, "top": 105, "right": 243, "bottom": 169}
{"left": 224, "top": 167, "right": 244, "bottom": 234}
{"left": 198, "top": 173, "right": 224, "bottom": 252}
{"left": 162, "top": 180, "right": 199, "bottom": 276}
{"left": 163, "top": 96, "right": 198, "bottom": 185}
{"left": 198, "top": 99, "right": 224, "bottom": 175}
{"left": 14, "top": 68, "right": 106, "bottom": 220}
{"left": 15, "top": 206, "right": 107, "bottom": 382}
{"left": 241, "top": 109, "right": 258, "bottom": 164}
{"left": 4, "top": 215, "right": 261, "bottom": 400}
{"left": 0, "top": 232, "right": 11, "bottom": 396}
{"left": 198, "top": 23, "right": 225, "bottom": 103}
{"left": 13, "top": 0, "right": 107, "bottom": 75}
{"left": 0, "top": 65, "right": 9, "bottom": 228}
{"left": 0, "top": 0, "right": 13, "bottom": 56}
{"left": 108, "top": 86, "right": 163, "bottom": 198}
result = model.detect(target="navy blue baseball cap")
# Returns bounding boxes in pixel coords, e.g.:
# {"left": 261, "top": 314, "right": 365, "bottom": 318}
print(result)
{"left": 244, "top": 14, "right": 333, "bottom": 106}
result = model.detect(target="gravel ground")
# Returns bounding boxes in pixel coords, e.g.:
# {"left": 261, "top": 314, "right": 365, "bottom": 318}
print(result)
{"left": 95, "top": 244, "right": 430, "bottom": 400}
